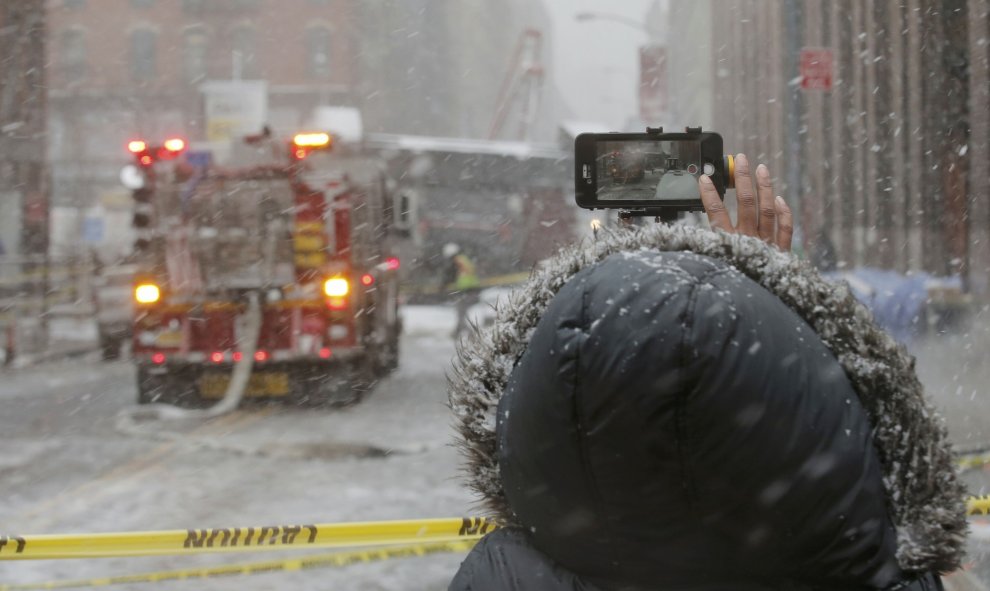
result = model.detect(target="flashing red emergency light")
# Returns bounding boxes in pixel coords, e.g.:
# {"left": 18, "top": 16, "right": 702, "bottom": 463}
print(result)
{"left": 151, "top": 352, "right": 166, "bottom": 364}
{"left": 210, "top": 351, "right": 225, "bottom": 363}
{"left": 319, "top": 347, "right": 332, "bottom": 359}
{"left": 254, "top": 350, "right": 269, "bottom": 362}
{"left": 128, "top": 140, "right": 147, "bottom": 153}
{"left": 233, "top": 352, "right": 243, "bottom": 362}
{"left": 361, "top": 274, "right": 374, "bottom": 286}
{"left": 293, "top": 148, "right": 308, "bottom": 160}
{"left": 139, "top": 154, "right": 153, "bottom": 166}
{"left": 385, "top": 257, "right": 400, "bottom": 271}
{"left": 163, "top": 137, "right": 186, "bottom": 152}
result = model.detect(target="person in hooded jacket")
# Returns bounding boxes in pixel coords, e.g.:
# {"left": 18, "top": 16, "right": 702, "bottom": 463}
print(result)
{"left": 447, "top": 154, "right": 966, "bottom": 591}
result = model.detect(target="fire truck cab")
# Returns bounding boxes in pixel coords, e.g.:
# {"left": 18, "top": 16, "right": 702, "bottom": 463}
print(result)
{"left": 128, "top": 132, "right": 401, "bottom": 407}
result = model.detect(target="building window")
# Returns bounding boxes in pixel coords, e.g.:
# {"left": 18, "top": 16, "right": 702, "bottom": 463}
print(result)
{"left": 60, "top": 28, "right": 87, "bottom": 83}
{"left": 130, "top": 28, "right": 157, "bottom": 82}
{"left": 306, "top": 26, "right": 332, "bottom": 80}
{"left": 231, "top": 25, "right": 257, "bottom": 78}
{"left": 183, "top": 28, "right": 209, "bottom": 83}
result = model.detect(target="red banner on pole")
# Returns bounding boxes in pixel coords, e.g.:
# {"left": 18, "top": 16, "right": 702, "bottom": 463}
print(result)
{"left": 800, "top": 48, "right": 833, "bottom": 91}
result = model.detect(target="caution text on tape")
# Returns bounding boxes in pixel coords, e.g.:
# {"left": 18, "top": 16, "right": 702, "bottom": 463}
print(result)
{"left": 0, "top": 517, "right": 498, "bottom": 561}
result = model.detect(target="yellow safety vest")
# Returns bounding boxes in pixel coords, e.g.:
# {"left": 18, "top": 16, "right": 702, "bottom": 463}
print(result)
{"left": 453, "top": 254, "right": 481, "bottom": 290}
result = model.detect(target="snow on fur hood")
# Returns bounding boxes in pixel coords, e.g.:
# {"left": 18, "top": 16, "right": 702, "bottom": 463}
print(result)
{"left": 448, "top": 223, "right": 967, "bottom": 574}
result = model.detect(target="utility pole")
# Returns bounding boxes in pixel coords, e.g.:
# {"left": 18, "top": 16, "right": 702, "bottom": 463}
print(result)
{"left": 783, "top": 0, "right": 804, "bottom": 250}
{"left": 968, "top": 0, "right": 990, "bottom": 295}
{"left": 0, "top": 0, "right": 49, "bottom": 354}
{"left": 0, "top": 1, "right": 47, "bottom": 260}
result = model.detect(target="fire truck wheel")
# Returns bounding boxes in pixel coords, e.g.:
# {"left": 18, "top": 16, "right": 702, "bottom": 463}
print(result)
{"left": 382, "top": 334, "right": 400, "bottom": 374}
{"left": 100, "top": 335, "right": 121, "bottom": 361}
{"left": 136, "top": 367, "right": 207, "bottom": 407}
{"left": 292, "top": 365, "right": 364, "bottom": 408}
{"left": 136, "top": 366, "right": 168, "bottom": 404}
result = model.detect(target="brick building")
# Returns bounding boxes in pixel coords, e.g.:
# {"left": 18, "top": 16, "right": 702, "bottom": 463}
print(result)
{"left": 45, "top": 0, "right": 553, "bottom": 258}
{"left": 47, "top": 0, "right": 362, "bottom": 256}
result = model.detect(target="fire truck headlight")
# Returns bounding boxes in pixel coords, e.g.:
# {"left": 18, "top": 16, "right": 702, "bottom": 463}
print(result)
{"left": 323, "top": 277, "right": 349, "bottom": 297}
{"left": 135, "top": 283, "right": 161, "bottom": 304}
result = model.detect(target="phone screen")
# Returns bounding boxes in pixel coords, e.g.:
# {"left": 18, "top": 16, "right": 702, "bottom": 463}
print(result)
{"left": 595, "top": 140, "right": 703, "bottom": 201}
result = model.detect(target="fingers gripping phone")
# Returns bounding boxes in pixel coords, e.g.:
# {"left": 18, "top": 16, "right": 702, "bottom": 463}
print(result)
{"left": 574, "top": 127, "right": 733, "bottom": 215}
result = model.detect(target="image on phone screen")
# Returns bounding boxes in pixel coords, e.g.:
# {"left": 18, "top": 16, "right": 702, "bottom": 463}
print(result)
{"left": 595, "top": 140, "right": 703, "bottom": 201}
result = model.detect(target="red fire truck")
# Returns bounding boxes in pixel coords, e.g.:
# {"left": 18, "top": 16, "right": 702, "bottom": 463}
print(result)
{"left": 126, "top": 132, "right": 401, "bottom": 407}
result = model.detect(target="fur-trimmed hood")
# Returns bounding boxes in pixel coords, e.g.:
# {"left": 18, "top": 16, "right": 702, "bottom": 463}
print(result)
{"left": 448, "top": 223, "right": 966, "bottom": 576}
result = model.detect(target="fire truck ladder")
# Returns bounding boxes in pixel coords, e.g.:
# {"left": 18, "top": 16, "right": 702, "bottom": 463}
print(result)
{"left": 487, "top": 28, "right": 545, "bottom": 142}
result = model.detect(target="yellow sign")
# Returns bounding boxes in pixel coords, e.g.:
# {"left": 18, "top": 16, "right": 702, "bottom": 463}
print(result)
{"left": 152, "top": 331, "right": 182, "bottom": 348}
{"left": 199, "top": 372, "right": 290, "bottom": 398}
{"left": 206, "top": 120, "right": 240, "bottom": 143}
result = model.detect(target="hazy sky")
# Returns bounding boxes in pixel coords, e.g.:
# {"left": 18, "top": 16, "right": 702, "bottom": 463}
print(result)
{"left": 542, "top": 0, "right": 659, "bottom": 129}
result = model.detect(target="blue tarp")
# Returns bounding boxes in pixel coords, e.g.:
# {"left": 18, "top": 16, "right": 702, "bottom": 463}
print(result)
{"left": 825, "top": 268, "right": 962, "bottom": 344}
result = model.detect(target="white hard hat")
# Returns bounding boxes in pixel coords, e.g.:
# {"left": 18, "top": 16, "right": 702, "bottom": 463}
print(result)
{"left": 443, "top": 243, "right": 460, "bottom": 258}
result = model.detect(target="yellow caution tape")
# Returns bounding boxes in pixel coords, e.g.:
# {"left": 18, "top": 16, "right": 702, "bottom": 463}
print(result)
{"left": 478, "top": 272, "right": 530, "bottom": 288}
{"left": 0, "top": 517, "right": 497, "bottom": 560}
{"left": 956, "top": 453, "right": 990, "bottom": 471}
{"left": 403, "top": 271, "right": 531, "bottom": 296}
{"left": 0, "top": 540, "right": 476, "bottom": 590}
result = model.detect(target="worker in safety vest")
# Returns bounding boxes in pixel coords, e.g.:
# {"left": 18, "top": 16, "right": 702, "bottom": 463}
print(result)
{"left": 443, "top": 243, "right": 481, "bottom": 340}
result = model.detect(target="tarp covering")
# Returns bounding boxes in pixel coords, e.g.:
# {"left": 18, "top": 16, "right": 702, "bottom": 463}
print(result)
{"left": 826, "top": 268, "right": 962, "bottom": 343}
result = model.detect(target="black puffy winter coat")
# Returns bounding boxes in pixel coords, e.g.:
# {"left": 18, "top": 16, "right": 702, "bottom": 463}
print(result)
{"left": 447, "top": 225, "right": 966, "bottom": 591}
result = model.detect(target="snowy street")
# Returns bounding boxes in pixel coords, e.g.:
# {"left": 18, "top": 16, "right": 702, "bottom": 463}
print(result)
{"left": 1, "top": 305, "right": 990, "bottom": 589}
{"left": 0, "top": 306, "right": 476, "bottom": 590}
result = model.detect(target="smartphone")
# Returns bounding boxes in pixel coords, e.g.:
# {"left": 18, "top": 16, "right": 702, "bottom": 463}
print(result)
{"left": 574, "top": 129, "right": 729, "bottom": 212}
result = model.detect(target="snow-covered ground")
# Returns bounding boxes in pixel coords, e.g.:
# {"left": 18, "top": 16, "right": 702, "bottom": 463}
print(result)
{"left": 2, "top": 303, "right": 990, "bottom": 589}
{"left": 0, "top": 305, "right": 479, "bottom": 590}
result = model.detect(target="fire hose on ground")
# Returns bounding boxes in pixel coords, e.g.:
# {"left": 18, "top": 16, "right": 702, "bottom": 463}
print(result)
{"left": 114, "top": 290, "right": 262, "bottom": 432}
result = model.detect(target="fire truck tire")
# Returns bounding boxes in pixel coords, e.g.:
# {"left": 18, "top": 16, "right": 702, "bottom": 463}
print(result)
{"left": 292, "top": 364, "right": 364, "bottom": 408}
{"left": 136, "top": 366, "right": 167, "bottom": 404}
{"left": 382, "top": 334, "right": 400, "bottom": 374}
{"left": 100, "top": 335, "right": 121, "bottom": 361}
{"left": 136, "top": 367, "right": 207, "bottom": 407}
